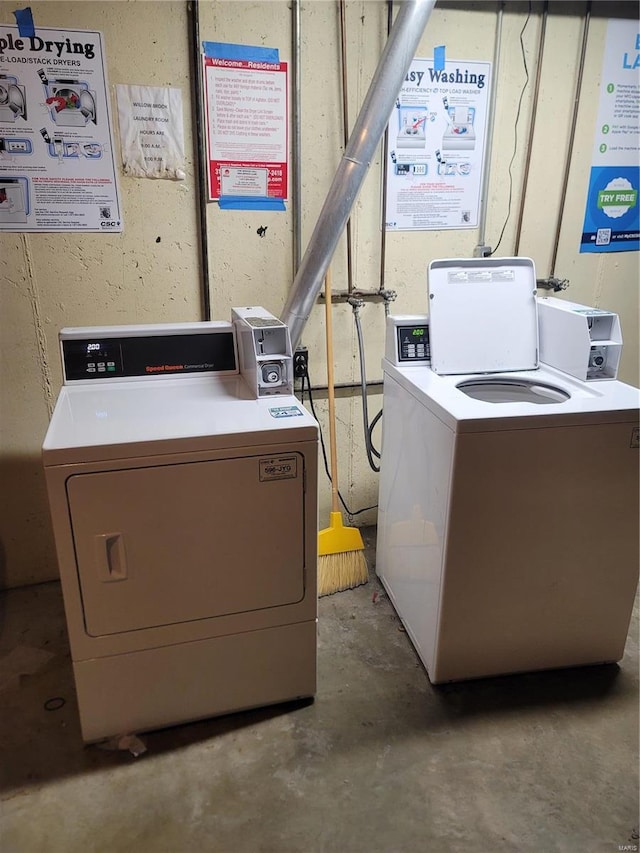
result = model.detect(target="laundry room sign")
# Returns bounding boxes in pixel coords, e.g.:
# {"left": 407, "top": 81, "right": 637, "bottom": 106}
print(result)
{"left": 116, "top": 85, "right": 185, "bottom": 180}
{"left": 202, "top": 41, "right": 287, "bottom": 209}
{"left": 0, "top": 24, "right": 122, "bottom": 232}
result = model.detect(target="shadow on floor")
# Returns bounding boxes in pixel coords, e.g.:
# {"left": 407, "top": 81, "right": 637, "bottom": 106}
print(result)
{"left": 0, "top": 526, "right": 636, "bottom": 798}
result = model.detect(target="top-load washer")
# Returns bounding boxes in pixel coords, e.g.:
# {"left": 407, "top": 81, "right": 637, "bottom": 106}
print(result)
{"left": 376, "top": 258, "right": 640, "bottom": 683}
{"left": 42, "top": 308, "right": 318, "bottom": 742}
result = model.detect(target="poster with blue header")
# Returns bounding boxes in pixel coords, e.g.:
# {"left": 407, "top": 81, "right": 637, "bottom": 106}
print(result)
{"left": 580, "top": 19, "right": 639, "bottom": 253}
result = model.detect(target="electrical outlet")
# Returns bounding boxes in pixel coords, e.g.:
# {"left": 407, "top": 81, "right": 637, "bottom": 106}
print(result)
{"left": 293, "top": 347, "right": 309, "bottom": 378}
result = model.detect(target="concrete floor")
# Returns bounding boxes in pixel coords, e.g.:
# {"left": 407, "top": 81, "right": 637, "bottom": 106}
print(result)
{"left": 1, "top": 527, "right": 638, "bottom": 853}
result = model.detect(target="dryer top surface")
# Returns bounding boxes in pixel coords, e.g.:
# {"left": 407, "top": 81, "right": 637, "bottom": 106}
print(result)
{"left": 43, "top": 374, "right": 317, "bottom": 464}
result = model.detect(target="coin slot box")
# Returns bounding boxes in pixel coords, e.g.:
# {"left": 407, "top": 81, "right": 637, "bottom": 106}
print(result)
{"left": 232, "top": 307, "right": 293, "bottom": 397}
{"left": 537, "top": 296, "right": 622, "bottom": 381}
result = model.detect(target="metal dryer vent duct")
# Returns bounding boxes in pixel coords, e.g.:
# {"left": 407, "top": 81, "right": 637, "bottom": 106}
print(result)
{"left": 281, "top": 0, "right": 437, "bottom": 349}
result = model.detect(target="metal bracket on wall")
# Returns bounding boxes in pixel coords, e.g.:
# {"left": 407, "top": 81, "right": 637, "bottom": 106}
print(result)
{"left": 536, "top": 277, "right": 569, "bottom": 293}
{"left": 318, "top": 289, "right": 398, "bottom": 305}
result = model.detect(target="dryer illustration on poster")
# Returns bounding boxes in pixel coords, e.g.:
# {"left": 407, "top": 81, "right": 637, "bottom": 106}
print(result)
{"left": 38, "top": 69, "right": 97, "bottom": 127}
{"left": 40, "top": 127, "right": 103, "bottom": 161}
{"left": 0, "top": 137, "right": 32, "bottom": 155}
{"left": 0, "top": 176, "right": 29, "bottom": 223}
{"left": 0, "top": 74, "right": 27, "bottom": 122}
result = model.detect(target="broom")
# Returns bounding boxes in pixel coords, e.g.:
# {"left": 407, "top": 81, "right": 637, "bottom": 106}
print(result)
{"left": 317, "top": 267, "right": 369, "bottom": 597}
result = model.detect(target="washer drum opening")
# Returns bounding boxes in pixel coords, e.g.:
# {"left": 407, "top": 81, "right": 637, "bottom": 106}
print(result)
{"left": 456, "top": 378, "right": 571, "bottom": 404}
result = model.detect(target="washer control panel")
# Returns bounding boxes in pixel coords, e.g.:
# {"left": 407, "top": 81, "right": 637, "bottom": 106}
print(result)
{"left": 397, "top": 325, "right": 431, "bottom": 362}
{"left": 385, "top": 315, "right": 431, "bottom": 366}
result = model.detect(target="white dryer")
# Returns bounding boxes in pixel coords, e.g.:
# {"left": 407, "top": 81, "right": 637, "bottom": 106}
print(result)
{"left": 43, "top": 311, "right": 318, "bottom": 742}
{"left": 376, "top": 258, "right": 640, "bottom": 683}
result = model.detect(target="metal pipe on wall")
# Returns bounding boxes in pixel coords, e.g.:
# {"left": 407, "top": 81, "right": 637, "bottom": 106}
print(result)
{"left": 378, "top": 0, "right": 394, "bottom": 293}
{"left": 281, "top": 0, "right": 437, "bottom": 350}
{"left": 513, "top": 0, "right": 549, "bottom": 255}
{"left": 292, "top": 0, "right": 302, "bottom": 274}
{"left": 475, "top": 1, "right": 504, "bottom": 253}
{"left": 549, "top": 0, "right": 591, "bottom": 277}
{"left": 187, "top": 0, "right": 212, "bottom": 321}
{"left": 339, "top": 0, "right": 354, "bottom": 294}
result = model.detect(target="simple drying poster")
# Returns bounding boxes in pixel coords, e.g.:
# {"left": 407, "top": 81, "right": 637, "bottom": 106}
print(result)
{"left": 384, "top": 57, "right": 491, "bottom": 231}
{"left": 0, "top": 25, "right": 122, "bottom": 232}
{"left": 580, "top": 19, "right": 639, "bottom": 253}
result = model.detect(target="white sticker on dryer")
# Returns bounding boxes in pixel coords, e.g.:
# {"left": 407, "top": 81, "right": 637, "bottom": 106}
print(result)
{"left": 269, "top": 405, "right": 303, "bottom": 418}
{"left": 259, "top": 456, "right": 298, "bottom": 481}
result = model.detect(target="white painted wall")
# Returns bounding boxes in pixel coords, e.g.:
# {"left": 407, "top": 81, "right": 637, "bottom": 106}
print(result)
{"left": 1, "top": 0, "right": 638, "bottom": 589}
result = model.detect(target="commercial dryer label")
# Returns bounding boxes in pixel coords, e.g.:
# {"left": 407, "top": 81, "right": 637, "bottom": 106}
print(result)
{"left": 259, "top": 456, "right": 297, "bottom": 481}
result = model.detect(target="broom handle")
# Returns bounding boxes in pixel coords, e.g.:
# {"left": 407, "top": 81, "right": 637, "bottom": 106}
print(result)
{"left": 324, "top": 268, "right": 340, "bottom": 515}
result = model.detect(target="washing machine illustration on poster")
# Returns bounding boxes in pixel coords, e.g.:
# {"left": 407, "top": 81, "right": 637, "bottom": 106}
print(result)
{"left": 0, "top": 177, "right": 30, "bottom": 223}
{"left": 0, "top": 74, "right": 27, "bottom": 123}
{"left": 396, "top": 105, "right": 427, "bottom": 149}
{"left": 442, "top": 104, "right": 476, "bottom": 152}
{"left": 40, "top": 72, "right": 97, "bottom": 127}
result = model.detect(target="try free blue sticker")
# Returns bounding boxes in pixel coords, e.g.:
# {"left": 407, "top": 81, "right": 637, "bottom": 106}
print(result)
{"left": 269, "top": 406, "right": 303, "bottom": 418}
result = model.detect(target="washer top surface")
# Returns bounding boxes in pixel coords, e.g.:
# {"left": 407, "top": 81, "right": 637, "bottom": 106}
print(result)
{"left": 383, "top": 359, "right": 640, "bottom": 432}
{"left": 43, "top": 374, "right": 317, "bottom": 465}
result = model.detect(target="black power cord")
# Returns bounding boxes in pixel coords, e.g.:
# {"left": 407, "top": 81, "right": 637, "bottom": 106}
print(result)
{"left": 489, "top": 1, "right": 532, "bottom": 256}
{"left": 297, "top": 367, "right": 378, "bottom": 519}
{"left": 351, "top": 303, "right": 381, "bottom": 473}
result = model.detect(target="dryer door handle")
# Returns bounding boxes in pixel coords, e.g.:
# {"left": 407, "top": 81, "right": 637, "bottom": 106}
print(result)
{"left": 95, "top": 532, "right": 128, "bottom": 582}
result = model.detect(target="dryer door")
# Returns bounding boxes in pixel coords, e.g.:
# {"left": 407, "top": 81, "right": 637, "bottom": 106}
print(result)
{"left": 67, "top": 452, "right": 307, "bottom": 636}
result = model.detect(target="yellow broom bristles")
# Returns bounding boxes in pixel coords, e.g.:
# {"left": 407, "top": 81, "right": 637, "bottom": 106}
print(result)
{"left": 318, "top": 549, "right": 369, "bottom": 597}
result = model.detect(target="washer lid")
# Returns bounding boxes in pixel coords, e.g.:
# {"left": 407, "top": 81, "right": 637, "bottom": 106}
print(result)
{"left": 428, "top": 257, "right": 538, "bottom": 375}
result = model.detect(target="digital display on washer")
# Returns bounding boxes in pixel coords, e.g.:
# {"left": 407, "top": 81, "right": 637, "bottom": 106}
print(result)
{"left": 396, "top": 324, "right": 431, "bottom": 362}
{"left": 63, "top": 332, "right": 237, "bottom": 380}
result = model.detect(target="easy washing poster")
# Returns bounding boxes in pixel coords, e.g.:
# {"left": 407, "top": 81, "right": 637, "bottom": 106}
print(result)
{"left": 580, "top": 19, "right": 639, "bottom": 253}
{"left": 0, "top": 24, "right": 122, "bottom": 232}
{"left": 384, "top": 57, "right": 491, "bottom": 231}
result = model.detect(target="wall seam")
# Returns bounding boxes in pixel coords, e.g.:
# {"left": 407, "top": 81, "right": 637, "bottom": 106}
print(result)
{"left": 594, "top": 252, "right": 605, "bottom": 307}
{"left": 21, "top": 234, "right": 54, "bottom": 418}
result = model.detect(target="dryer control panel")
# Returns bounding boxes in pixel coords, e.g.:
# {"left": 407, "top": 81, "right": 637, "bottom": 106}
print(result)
{"left": 61, "top": 325, "right": 238, "bottom": 382}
